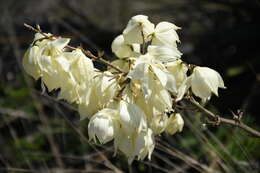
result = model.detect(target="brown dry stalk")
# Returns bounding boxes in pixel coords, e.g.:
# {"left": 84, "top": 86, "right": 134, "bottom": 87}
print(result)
{"left": 188, "top": 97, "right": 260, "bottom": 138}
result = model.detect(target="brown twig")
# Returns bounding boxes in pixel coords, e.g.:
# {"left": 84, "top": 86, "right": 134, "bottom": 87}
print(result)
{"left": 188, "top": 97, "right": 260, "bottom": 138}
{"left": 23, "top": 23, "right": 126, "bottom": 74}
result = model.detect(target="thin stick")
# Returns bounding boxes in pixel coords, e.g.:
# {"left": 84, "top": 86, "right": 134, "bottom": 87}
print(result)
{"left": 188, "top": 97, "right": 260, "bottom": 138}
{"left": 23, "top": 23, "right": 126, "bottom": 74}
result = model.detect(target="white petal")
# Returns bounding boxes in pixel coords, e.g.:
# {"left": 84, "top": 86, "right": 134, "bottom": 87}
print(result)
{"left": 165, "top": 113, "right": 184, "bottom": 135}
{"left": 119, "top": 100, "right": 147, "bottom": 134}
{"left": 148, "top": 45, "right": 182, "bottom": 63}
{"left": 152, "top": 65, "right": 177, "bottom": 93}
{"left": 189, "top": 73, "right": 212, "bottom": 99}
{"left": 22, "top": 46, "right": 41, "bottom": 80}
{"left": 152, "top": 21, "right": 180, "bottom": 47}
{"left": 111, "top": 35, "right": 133, "bottom": 58}
{"left": 123, "top": 15, "right": 154, "bottom": 44}
{"left": 88, "top": 108, "right": 118, "bottom": 144}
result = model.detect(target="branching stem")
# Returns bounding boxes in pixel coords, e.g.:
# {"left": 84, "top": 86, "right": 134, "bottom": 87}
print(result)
{"left": 188, "top": 97, "right": 260, "bottom": 138}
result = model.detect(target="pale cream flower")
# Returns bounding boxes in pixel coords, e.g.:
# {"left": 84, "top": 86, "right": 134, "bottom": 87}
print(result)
{"left": 78, "top": 71, "right": 119, "bottom": 120}
{"left": 149, "top": 114, "right": 168, "bottom": 135}
{"left": 119, "top": 100, "right": 147, "bottom": 134}
{"left": 22, "top": 33, "right": 54, "bottom": 80}
{"left": 58, "top": 49, "right": 95, "bottom": 103}
{"left": 111, "top": 35, "right": 140, "bottom": 58}
{"left": 88, "top": 108, "right": 119, "bottom": 144}
{"left": 128, "top": 54, "right": 177, "bottom": 97}
{"left": 189, "top": 66, "right": 226, "bottom": 100}
{"left": 166, "top": 60, "right": 188, "bottom": 87}
{"left": 166, "top": 60, "right": 188, "bottom": 101}
{"left": 114, "top": 128, "right": 155, "bottom": 163}
{"left": 39, "top": 37, "right": 70, "bottom": 91}
{"left": 23, "top": 46, "right": 42, "bottom": 80}
{"left": 123, "top": 15, "right": 154, "bottom": 44}
{"left": 165, "top": 113, "right": 184, "bottom": 135}
{"left": 152, "top": 21, "right": 181, "bottom": 48}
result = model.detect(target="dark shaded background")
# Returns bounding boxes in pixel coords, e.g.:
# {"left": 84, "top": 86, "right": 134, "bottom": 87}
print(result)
{"left": 0, "top": 0, "right": 260, "bottom": 172}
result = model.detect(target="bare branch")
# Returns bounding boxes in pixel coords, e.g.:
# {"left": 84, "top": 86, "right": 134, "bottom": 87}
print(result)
{"left": 188, "top": 97, "right": 260, "bottom": 138}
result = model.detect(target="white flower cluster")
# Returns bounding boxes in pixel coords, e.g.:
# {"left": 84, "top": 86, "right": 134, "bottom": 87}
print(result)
{"left": 23, "top": 15, "right": 225, "bottom": 163}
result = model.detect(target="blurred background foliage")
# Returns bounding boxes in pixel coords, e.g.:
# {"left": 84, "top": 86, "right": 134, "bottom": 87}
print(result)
{"left": 0, "top": 0, "right": 260, "bottom": 172}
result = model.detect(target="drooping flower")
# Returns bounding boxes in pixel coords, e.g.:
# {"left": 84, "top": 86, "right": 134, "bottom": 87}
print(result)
{"left": 152, "top": 21, "right": 181, "bottom": 48}
{"left": 114, "top": 128, "right": 155, "bottom": 163}
{"left": 188, "top": 66, "right": 226, "bottom": 101}
{"left": 166, "top": 60, "right": 189, "bottom": 101}
{"left": 123, "top": 15, "right": 154, "bottom": 44}
{"left": 165, "top": 113, "right": 184, "bottom": 135}
{"left": 78, "top": 71, "right": 119, "bottom": 120}
{"left": 149, "top": 114, "right": 168, "bottom": 135}
{"left": 119, "top": 100, "right": 147, "bottom": 134}
{"left": 23, "top": 33, "right": 71, "bottom": 92}
{"left": 111, "top": 35, "right": 140, "bottom": 58}
{"left": 127, "top": 53, "right": 177, "bottom": 98}
{"left": 58, "top": 49, "right": 95, "bottom": 103}
{"left": 23, "top": 46, "right": 42, "bottom": 80}
{"left": 22, "top": 33, "right": 54, "bottom": 80}
{"left": 88, "top": 108, "right": 119, "bottom": 144}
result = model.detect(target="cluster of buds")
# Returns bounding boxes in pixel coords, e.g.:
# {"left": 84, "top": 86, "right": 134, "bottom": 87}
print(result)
{"left": 23, "top": 15, "right": 225, "bottom": 163}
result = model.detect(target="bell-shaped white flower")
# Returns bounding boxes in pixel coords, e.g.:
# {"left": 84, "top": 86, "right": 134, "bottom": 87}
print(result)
{"left": 123, "top": 15, "right": 154, "bottom": 44}
{"left": 114, "top": 128, "right": 155, "bottom": 163}
{"left": 165, "top": 113, "right": 184, "bottom": 135}
{"left": 152, "top": 21, "right": 180, "bottom": 48}
{"left": 23, "top": 46, "right": 42, "bottom": 80}
{"left": 88, "top": 108, "right": 119, "bottom": 144}
{"left": 127, "top": 80, "right": 172, "bottom": 124}
{"left": 78, "top": 71, "right": 119, "bottom": 120}
{"left": 55, "top": 55, "right": 79, "bottom": 102}
{"left": 189, "top": 66, "right": 226, "bottom": 100}
{"left": 119, "top": 100, "right": 147, "bottom": 134}
{"left": 22, "top": 33, "right": 54, "bottom": 80}
{"left": 149, "top": 114, "right": 168, "bottom": 135}
{"left": 128, "top": 54, "right": 177, "bottom": 97}
{"left": 166, "top": 60, "right": 188, "bottom": 101}
{"left": 111, "top": 35, "right": 140, "bottom": 58}
{"left": 57, "top": 49, "right": 95, "bottom": 103}
{"left": 166, "top": 60, "right": 187, "bottom": 87}
{"left": 37, "top": 37, "right": 70, "bottom": 91}
{"left": 66, "top": 49, "right": 95, "bottom": 85}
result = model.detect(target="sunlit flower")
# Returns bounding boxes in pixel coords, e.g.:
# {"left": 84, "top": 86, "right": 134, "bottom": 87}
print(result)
{"left": 111, "top": 35, "right": 140, "bottom": 58}
{"left": 128, "top": 54, "right": 177, "bottom": 98}
{"left": 123, "top": 15, "right": 154, "bottom": 44}
{"left": 165, "top": 113, "right": 184, "bottom": 135}
{"left": 189, "top": 66, "right": 226, "bottom": 101}
{"left": 114, "top": 128, "right": 155, "bottom": 163}
{"left": 78, "top": 71, "right": 119, "bottom": 120}
{"left": 88, "top": 108, "right": 119, "bottom": 144}
{"left": 119, "top": 100, "right": 147, "bottom": 134}
{"left": 152, "top": 21, "right": 181, "bottom": 48}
